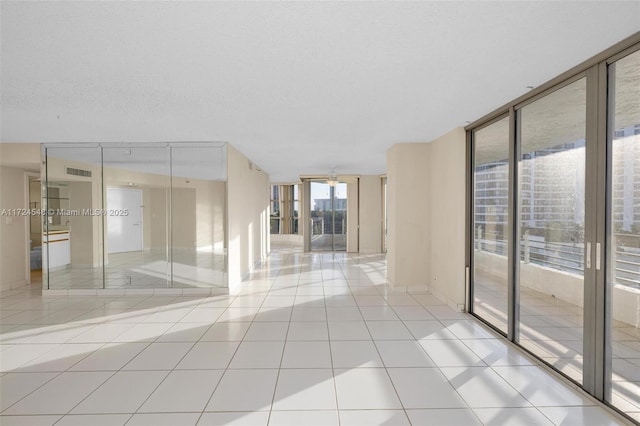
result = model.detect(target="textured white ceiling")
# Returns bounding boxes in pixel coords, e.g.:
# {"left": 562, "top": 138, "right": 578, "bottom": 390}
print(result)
{"left": 1, "top": 1, "right": 639, "bottom": 182}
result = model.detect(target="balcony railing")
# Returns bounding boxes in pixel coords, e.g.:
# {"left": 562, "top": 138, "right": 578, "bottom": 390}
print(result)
{"left": 475, "top": 227, "right": 640, "bottom": 289}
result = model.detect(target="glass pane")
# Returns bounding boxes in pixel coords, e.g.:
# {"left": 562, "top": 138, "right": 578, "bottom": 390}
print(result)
{"left": 171, "top": 144, "right": 227, "bottom": 288}
{"left": 43, "top": 146, "right": 103, "bottom": 289}
{"left": 518, "top": 78, "right": 587, "bottom": 383}
{"left": 333, "top": 182, "right": 347, "bottom": 251}
{"left": 310, "top": 182, "right": 333, "bottom": 251}
{"left": 473, "top": 116, "right": 510, "bottom": 334}
{"left": 606, "top": 48, "right": 640, "bottom": 421}
{"left": 103, "top": 145, "right": 170, "bottom": 288}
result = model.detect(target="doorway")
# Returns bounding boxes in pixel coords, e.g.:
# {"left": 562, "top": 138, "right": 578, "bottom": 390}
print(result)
{"left": 310, "top": 181, "right": 347, "bottom": 251}
{"left": 106, "top": 187, "right": 143, "bottom": 254}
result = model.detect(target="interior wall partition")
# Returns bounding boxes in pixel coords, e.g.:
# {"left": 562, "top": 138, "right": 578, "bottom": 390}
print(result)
{"left": 42, "top": 142, "right": 227, "bottom": 290}
{"left": 468, "top": 34, "right": 640, "bottom": 423}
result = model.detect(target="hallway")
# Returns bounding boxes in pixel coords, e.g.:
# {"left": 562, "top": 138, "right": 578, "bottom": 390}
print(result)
{"left": 0, "top": 247, "right": 627, "bottom": 425}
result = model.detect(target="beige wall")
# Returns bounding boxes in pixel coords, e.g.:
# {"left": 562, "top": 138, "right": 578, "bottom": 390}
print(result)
{"left": 0, "top": 143, "right": 41, "bottom": 291}
{"left": 359, "top": 175, "right": 383, "bottom": 253}
{"left": 0, "top": 166, "right": 29, "bottom": 291}
{"left": 227, "top": 145, "right": 270, "bottom": 292}
{"left": 386, "top": 142, "right": 431, "bottom": 291}
{"left": 386, "top": 128, "right": 466, "bottom": 309}
{"left": 427, "top": 128, "right": 466, "bottom": 309}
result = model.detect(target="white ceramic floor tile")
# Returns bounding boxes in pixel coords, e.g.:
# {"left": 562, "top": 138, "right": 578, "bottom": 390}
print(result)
{"left": 205, "top": 369, "right": 278, "bottom": 411}
{"left": 291, "top": 307, "right": 327, "bottom": 322}
{"left": 217, "top": 308, "right": 258, "bottom": 322}
{"left": 197, "top": 411, "right": 269, "bottom": 425}
{"left": 334, "top": 368, "right": 402, "bottom": 409}
{"left": 139, "top": 370, "right": 223, "bottom": 412}
{"left": 339, "top": 409, "right": 410, "bottom": 425}
{"left": 143, "top": 307, "right": 193, "bottom": 323}
{"left": 54, "top": 414, "right": 131, "bottom": 425}
{"left": 0, "top": 415, "right": 62, "bottom": 425}
{"left": 272, "top": 369, "right": 337, "bottom": 410}
{"left": 366, "top": 321, "right": 413, "bottom": 340}
{"left": 269, "top": 410, "right": 339, "bottom": 425}
{"left": 127, "top": 413, "right": 200, "bottom": 426}
{"left": 326, "top": 307, "right": 362, "bottom": 321}
{"left": 243, "top": 322, "right": 289, "bottom": 341}
{"left": 461, "top": 338, "right": 534, "bottom": 366}
{"left": 67, "top": 324, "right": 133, "bottom": 343}
{"left": 254, "top": 307, "right": 293, "bottom": 322}
{"left": 442, "top": 320, "right": 496, "bottom": 339}
{"left": 69, "top": 343, "right": 148, "bottom": 371}
{"left": 419, "top": 339, "right": 485, "bottom": 367}
{"left": 4, "top": 372, "right": 112, "bottom": 415}
{"left": 387, "top": 368, "right": 467, "bottom": 409}
{"left": 179, "top": 308, "right": 225, "bottom": 323}
{"left": 111, "top": 323, "right": 174, "bottom": 343}
{"left": 281, "top": 341, "right": 332, "bottom": 368}
{"left": 405, "top": 409, "right": 481, "bottom": 426}
{"left": 441, "top": 366, "right": 530, "bottom": 408}
{"left": 156, "top": 322, "right": 210, "bottom": 342}
{"left": 123, "top": 342, "right": 193, "bottom": 370}
{"left": 492, "top": 366, "right": 594, "bottom": 407}
{"left": 403, "top": 320, "right": 458, "bottom": 340}
{"left": 537, "top": 406, "right": 625, "bottom": 425}
{"left": 229, "top": 341, "right": 284, "bottom": 368}
{"left": 392, "top": 306, "right": 435, "bottom": 320}
{"left": 328, "top": 321, "right": 370, "bottom": 340}
{"left": 375, "top": 340, "right": 435, "bottom": 367}
{"left": 0, "top": 372, "right": 58, "bottom": 411}
{"left": 0, "top": 344, "right": 59, "bottom": 372}
{"left": 359, "top": 307, "right": 399, "bottom": 321}
{"left": 330, "top": 341, "right": 383, "bottom": 368}
{"left": 201, "top": 322, "right": 250, "bottom": 341}
{"left": 177, "top": 341, "right": 239, "bottom": 369}
{"left": 71, "top": 371, "right": 168, "bottom": 414}
{"left": 473, "top": 407, "right": 553, "bottom": 425}
{"left": 286, "top": 322, "right": 329, "bottom": 341}
{"left": 17, "top": 343, "right": 102, "bottom": 372}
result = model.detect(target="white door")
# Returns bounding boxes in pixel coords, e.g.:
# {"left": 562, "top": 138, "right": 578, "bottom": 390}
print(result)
{"left": 107, "top": 187, "right": 143, "bottom": 254}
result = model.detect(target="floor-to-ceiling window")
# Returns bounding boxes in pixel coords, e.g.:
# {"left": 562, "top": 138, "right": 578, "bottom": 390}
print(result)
{"left": 43, "top": 142, "right": 227, "bottom": 290}
{"left": 472, "top": 116, "right": 510, "bottom": 334}
{"left": 310, "top": 181, "right": 347, "bottom": 251}
{"left": 518, "top": 78, "right": 587, "bottom": 384}
{"left": 270, "top": 184, "right": 300, "bottom": 235}
{"left": 606, "top": 47, "right": 640, "bottom": 419}
{"left": 468, "top": 37, "right": 640, "bottom": 423}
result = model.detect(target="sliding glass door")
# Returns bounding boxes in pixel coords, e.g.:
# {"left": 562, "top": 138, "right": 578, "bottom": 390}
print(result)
{"left": 469, "top": 40, "right": 640, "bottom": 423}
{"left": 472, "top": 116, "right": 510, "bottom": 334}
{"left": 310, "top": 181, "right": 347, "bottom": 251}
{"left": 606, "top": 48, "right": 640, "bottom": 419}
{"left": 517, "top": 78, "right": 587, "bottom": 384}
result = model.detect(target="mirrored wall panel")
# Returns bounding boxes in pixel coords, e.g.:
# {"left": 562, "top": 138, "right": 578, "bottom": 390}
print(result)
{"left": 518, "top": 78, "right": 587, "bottom": 383}
{"left": 171, "top": 144, "right": 227, "bottom": 288}
{"left": 42, "top": 143, "right": 227, "bottom": 290}
{"left": 606, "top": 48, "right": 640, "bottom": 420}
{"left": 472, "top": 116, "right": 510, "bottom": 334}
{"left": 44, "top": 145, "right": 104, "bottom": 289}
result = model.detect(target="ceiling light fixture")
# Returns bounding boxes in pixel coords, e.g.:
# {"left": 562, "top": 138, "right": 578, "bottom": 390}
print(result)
{"left": 326, "top": 169, "right": 339, "bottom": 187}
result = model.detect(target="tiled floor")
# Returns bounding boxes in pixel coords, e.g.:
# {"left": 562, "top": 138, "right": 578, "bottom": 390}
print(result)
{"left": 474, "top": 266, "right": 640, "bottom": 420}
{"left": 45, "top": 249, "right": 226, "bottom": 290}
{"left": 0, "top": 246, "right": 631, "bottom": 425}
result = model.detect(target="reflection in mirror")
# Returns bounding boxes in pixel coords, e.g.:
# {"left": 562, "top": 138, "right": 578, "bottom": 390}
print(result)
{"left": 42, "top": 143, "right": 228, "bottom": 290}
{"left": 43, "top": 145, "right": 103, "bottom": 289}
{"left": 103, "top": 145, "right": 170, "bottom": 288}
{"left": 171, "top": 144, "right": 227, "bottom": 288}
